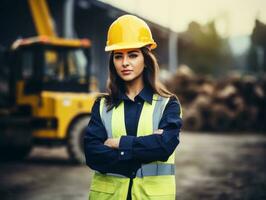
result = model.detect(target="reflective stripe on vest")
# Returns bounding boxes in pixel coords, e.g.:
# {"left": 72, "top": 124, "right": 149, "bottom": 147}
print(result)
{"left": 95, "top": 163, "right": 175, "bottom": 178}
{"left": 136, "top": 163, "right": 175, "bottom": 177}
{"left": 100, "top": 100, "right": 113, "bottom": 138}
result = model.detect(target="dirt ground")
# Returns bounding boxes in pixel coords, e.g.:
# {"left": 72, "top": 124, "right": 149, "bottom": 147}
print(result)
{"left": 0, "top": 132, "right": 265, "bottom": 200}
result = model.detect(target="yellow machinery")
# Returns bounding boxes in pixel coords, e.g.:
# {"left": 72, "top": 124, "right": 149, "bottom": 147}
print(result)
{"left": 0, "top": 0, "right": 98, "bottom": 163}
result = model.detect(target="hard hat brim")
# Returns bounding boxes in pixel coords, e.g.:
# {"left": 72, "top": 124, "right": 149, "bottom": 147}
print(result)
{"left": 105, "top": 42, "right": 157, "bottom": 52}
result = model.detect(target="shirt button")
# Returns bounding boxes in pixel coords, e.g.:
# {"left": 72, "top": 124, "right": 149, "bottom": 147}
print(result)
{"left": 120, "top": 151, "right": 124, "bottom": 155}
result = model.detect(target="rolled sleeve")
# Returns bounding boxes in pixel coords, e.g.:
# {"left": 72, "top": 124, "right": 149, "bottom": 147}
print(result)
{"left": 118, "top": 135, "right": 135, "bottom": 160}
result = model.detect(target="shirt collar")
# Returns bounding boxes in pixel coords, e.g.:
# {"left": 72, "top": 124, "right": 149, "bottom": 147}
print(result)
{"left": 138, "top": 85, "right": 153, "bottom": 104}
{"left": 117, "top": 85, "right": 153, "bottom": 106}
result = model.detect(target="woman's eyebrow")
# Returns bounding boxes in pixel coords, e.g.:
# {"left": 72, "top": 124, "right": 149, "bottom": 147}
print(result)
{"left": 114, "top": 50, "right": 140, "bottom": 55}
{"left": 128, "top": 50, "right": 140, "bottom": 54}
{"left": 114, "top": 52, "right": 123, "bottom": 55}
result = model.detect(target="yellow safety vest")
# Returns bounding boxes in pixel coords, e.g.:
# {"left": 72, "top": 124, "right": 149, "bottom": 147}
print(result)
{"left": 89, "top": 94, "right": 178, "bottom": 200}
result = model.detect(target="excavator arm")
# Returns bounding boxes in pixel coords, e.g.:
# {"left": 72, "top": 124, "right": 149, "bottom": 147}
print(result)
{"left": 28, "top": 0, "right": 57, "bottom": 37}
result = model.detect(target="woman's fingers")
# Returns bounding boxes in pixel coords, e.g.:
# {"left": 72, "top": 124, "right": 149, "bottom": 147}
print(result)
{"left": 153, "top": 129, "right": 163, "bottom": 134}
{"left": 104, "top": 139, "right": 110, "bottom": 147}
{"left": 104, "top": 138, "right": 120, "bottom": 148}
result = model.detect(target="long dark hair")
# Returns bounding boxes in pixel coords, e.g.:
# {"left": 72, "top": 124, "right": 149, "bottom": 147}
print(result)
{"left": 103, "top": 47, "right": 176, "bottom": 109}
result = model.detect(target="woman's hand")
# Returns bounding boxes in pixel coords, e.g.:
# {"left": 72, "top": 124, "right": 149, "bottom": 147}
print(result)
{"left": 153, "top": 129, "right": 163, "bottom": 134}
{"left": 104, "top": 138, "right": 120, "bottom": 148}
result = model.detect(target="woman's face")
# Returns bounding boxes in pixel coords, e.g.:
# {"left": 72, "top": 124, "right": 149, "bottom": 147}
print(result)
{"left": 113, "top": 48, "right": 145, "bottom": 82}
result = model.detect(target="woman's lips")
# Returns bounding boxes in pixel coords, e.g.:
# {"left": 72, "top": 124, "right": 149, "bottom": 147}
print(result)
{"left": 121, "top": 70, "right": 133, "bottom": 75}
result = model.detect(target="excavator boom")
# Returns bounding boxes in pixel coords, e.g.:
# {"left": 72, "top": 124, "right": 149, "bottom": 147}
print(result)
{"left": 28, "top": 0, "right": 56, "bottom": 37}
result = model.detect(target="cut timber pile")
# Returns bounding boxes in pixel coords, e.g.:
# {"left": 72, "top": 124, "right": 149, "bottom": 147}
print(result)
{"left": 164, "top": 65, "right": 266, "bottom": 132}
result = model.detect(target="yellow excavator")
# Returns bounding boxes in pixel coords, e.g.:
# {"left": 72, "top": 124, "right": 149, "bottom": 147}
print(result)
{"left": 0, "top": 0, "right": 97, "bottom": 163}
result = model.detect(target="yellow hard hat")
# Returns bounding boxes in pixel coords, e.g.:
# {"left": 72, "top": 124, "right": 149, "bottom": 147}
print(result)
{"left": 105, "top": 15, "right": 157, "bottom": 51}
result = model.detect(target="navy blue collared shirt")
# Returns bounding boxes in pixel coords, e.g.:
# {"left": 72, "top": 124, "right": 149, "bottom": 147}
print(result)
{"left": 84, "top": 86, "right": 182, "bottom": 178}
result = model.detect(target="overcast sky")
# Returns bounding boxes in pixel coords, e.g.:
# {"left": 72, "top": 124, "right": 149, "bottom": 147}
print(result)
{"left": 99, "top": 0, "right": 266, "bottom": 37}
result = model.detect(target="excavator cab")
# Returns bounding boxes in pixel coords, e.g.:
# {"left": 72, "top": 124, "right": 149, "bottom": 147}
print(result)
{"left": 11, "top": 36, "right": 91, "bottom": 94}
{"left": 0, "top": 36, "right": 96, "bottom": 163}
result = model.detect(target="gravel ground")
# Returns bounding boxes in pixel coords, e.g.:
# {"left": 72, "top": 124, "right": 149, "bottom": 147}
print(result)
{"left": 0, "top": 132, "right": 265, "bottom": 200}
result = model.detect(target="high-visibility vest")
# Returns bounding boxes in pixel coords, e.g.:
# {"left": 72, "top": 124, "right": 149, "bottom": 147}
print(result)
{"left": 89, "top": 94, "right": 178, "bottom": 200}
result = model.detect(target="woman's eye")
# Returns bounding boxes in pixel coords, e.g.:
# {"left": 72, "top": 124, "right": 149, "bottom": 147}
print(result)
{"left": 129, "top": 54, "right": 138, "bottom": 58}
{"left": 114, "top": 55, "right": 122, "bottom": 59}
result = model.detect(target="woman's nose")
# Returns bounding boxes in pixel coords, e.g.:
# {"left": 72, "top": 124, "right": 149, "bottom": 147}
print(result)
{"left": 122, "top": 56, "right": 129, "bottom": 67}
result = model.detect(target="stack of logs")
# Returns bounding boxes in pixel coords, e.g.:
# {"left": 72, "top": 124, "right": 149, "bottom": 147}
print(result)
{"left": 164, "top": 65, "right": 266, "bottom": 132}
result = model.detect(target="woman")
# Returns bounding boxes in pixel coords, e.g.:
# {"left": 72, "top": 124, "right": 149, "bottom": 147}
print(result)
{"left": 84, "top": 15, "right": 182, "bottom": 200}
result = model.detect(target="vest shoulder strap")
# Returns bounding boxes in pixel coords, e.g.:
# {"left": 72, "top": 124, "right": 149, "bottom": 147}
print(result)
{"left": 99, "top": 98, "right": 113, "bottom": 138}
{"left": 152, "top": 94, "right": 170, "bottom": 131}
